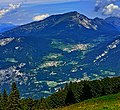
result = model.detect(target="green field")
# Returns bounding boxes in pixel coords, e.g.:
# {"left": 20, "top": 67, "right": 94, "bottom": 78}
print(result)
{"left": 55, "top": 93, "right": 120, "bottom": 110}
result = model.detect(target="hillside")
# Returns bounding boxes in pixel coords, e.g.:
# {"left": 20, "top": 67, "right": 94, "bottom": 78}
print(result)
{"left": 56, "top": 93, "right": 120, "bottom": 110}
{"left": 1, "top": 76, "right": 120, "bottom": 110}
{"left": 0, "top": 11, "right": 120, "bottom": 98}
{"left": 0, "top": 23, "right": 16, "bottom": 33}
{"left": 105, "top": 17, "right": 120, "bottom": 31}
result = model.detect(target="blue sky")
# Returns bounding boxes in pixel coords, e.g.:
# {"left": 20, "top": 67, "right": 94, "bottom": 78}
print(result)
{"left": 0, "top": 0, "right": 81, "bottom": 5}
{"left": 0, "top": 0, "right": 120, "bottom": 25}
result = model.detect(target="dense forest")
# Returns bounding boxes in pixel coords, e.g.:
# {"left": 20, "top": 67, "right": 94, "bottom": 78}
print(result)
{"left": 0, "top": 77, "right": 120, "bottom": 110}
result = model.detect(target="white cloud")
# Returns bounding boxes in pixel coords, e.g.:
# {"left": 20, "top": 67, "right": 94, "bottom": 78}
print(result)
{"left": 32, "top": 14, "right": 50, "bottom": 21}
{"left": 95, "top": 0, "right": 120, "bottom": 16}
{"left": 95, "top": 0, "right": 119, "bottom": 11}
{"left": 103, "top": 3, "right": 120, "bottom": 15}
{"left": 0, "top": 3, "right": 21, "bottom": 18}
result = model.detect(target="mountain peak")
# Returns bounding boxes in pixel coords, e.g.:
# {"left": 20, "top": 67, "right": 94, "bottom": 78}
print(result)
{"left": 60, "top": 11, "right": 88, "bottom": 19}
{"left": 2, "top": 11, "right": 119, "bottom": 37}
{"left": 46, "top": 11, "right": 87, "bottom": 21}
{"left": 63, "top": 11, "right": 80, "bottom": 16}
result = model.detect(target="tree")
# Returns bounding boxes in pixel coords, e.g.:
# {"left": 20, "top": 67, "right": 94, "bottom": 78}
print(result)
{"left": 3, "top": 89, "right": 8, "bottom": 109}
{"left": 81, "top": 81, "right": 92, "bottom": 101}
{"left": 0, "top": 93, "right": 3, "bottom": 110}
{"left": 7, "top": 82, "right": 21, "bottom": 110}
{"left": 102, "top": 77, "right": 113, "bottom": 95}
{"left": 65, "top": 88, "right": 76, "bottom": 105}
{"left": 38, "top": 98, "right": 49, "bottom": 110}
{"left": 25, "top": 98, "right": 35, "bottom": 110}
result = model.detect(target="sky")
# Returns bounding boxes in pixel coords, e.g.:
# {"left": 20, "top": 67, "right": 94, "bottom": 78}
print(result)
{"left": 0, "top": 0, "right": 80, "bottom": 4}
{"left": 0, "top": 0, "right": 120, "bottom": 25}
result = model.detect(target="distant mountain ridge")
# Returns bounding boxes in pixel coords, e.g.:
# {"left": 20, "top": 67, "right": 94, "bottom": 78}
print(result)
{"left": 2, "top": 11, "right": 119, "bottom": 39}
{"left": 105, "top": 17, "right": 120, "bottom": 31}
{"left": 0, "top": 23, "right": 17, "bottom": 33}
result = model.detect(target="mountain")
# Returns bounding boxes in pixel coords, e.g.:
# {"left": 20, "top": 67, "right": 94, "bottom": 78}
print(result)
{"left": 0, "top": 23, "right": 17, "bottom": 33}
{"left": 105, "top": 17, "right": 120, "bottom": 31}
{"left": 2, "top": 11, "right": 118, "bottom": 39}
{"left": 0, "top": 11, "right": 120, "bottom": 99}
{"left": 93, "top": 36, "right": 120, "bottom": 71}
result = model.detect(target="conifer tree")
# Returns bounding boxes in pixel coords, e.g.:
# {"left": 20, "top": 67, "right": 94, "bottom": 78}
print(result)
{"left": 7, "top": 82, "right": 21, "bottom": 110}
{"left": 81, "top": 81, "right": 92, "bottom": 101}
{"left": 3, "top": 89, "right": 8, "bottom": 109}
{"left": 26, "top": 98, "right": 35, "bottom": 110}
{"left": 65, "top": 88, "right": 76, "bottom": 105}
{"left": 0, "top": 93, "right": 3, "bottom": 110}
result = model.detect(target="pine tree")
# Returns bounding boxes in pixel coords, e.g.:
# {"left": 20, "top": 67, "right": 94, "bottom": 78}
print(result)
{"left": 26, "top": 98, "right": 35, "bottom": 110}
{"left": 3, "top": 89, "right": 8, "bottom": 110}
{"left": 65, "top": 88, "right": 76, "bottom": 105}
{"left": 81, "top": 81, "right": 92, "bottom": 101}
{"left": 7, "top": 82, "right": 21, "bottom": 110}
{"left": 0, "top": 93, "right": 3, "bottom": 110}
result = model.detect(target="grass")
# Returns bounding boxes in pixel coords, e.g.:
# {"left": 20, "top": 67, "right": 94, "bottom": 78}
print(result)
{"left": 55, "top": 93, "right": 120, "bottom": 110}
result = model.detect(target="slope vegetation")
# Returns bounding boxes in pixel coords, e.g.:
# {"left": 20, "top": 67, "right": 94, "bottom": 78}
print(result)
{"left": 56, "top": 93, "right": 120, "bottom": 110}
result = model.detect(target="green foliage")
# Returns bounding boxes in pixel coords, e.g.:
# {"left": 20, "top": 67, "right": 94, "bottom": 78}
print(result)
{"left": 65, "top": 88, "right": 76, "bottom": 105}
{"left": 21, "top": 98, "right": 36, "bottom": 110}
{"left": 36, "top": 98, "right": 49, "bottom": 110}
{"left": 0, "top": 77, "right": 120, "bottom": 110}
{"left": 0, "top": 93, "right": 3, "bottom": 110}
{"left": 56, "top": 93, "right": 120, "bottom": 110}
{"left": 80, "top": 81, "right": 93, "bottom": 101}
{"left": 46, "top": 89, "right": 67, "bottom": 108}
{"left": 3, "top": 89, "right": 8, "bottom": 110}
{"left": 7, "top": 82, "right": 21, "bottom": 110}
{"left": 43, "top": 77, "right": 120, "bottom": 109}
{"left": 90, "top": 80, "right": 103, "bottom": 98}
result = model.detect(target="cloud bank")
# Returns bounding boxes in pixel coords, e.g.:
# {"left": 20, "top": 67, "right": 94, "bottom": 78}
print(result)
{"left": 95, "top": 0, "right": 120, "bottom": 16}
{"left": 32, "top": 14, "right": 50, "bottom": 21}
{"left": 0, "top": 3, "right": 21, "bottom": 18}
{"left": 103, "top": 4, "right": 120, "bottom": 15}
